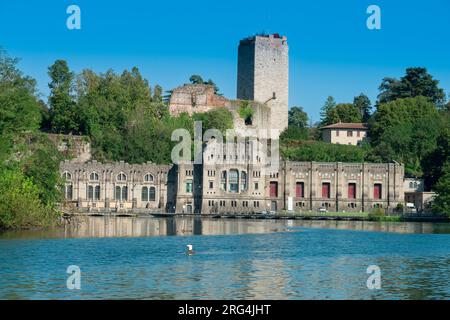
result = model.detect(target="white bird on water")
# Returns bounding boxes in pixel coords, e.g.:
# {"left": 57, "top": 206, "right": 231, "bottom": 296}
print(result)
{"left": 186, "top": 244, "right": 194, "bottom": 255}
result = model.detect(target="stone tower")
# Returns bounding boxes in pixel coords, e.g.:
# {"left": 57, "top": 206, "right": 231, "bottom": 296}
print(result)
{"left": 237, "top": 34, "right": 289, "bottom": 134}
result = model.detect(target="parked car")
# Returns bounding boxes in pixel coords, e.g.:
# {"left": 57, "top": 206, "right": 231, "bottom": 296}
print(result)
{"left": 318, "top": 207, "right": 328, "bottom": 213}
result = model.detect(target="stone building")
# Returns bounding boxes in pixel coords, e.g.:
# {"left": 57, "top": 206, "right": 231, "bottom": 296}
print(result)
{"left": 169, "top": 84, "right": 230, "bottom": 116}
{"left": 169, "top": 34, "right": 289, "bottom": 138}
{"left": 321, "top": 122, "right": 368, "bottom": 146}
{"left": 237, "top": 34, "right": 289, "bottom": 133}
{"left": 59, "top": 34, "right": 408, "bottom": 215}
{"left": 60, "top": 160, "right": 172, "bottom": 213}
{"left": 198, "top": 138, "right": 404, "bottom": 214}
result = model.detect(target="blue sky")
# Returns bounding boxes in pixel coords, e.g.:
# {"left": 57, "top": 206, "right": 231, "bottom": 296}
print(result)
{"left": 1, "top": 0, "right": 449, "bottom": 122}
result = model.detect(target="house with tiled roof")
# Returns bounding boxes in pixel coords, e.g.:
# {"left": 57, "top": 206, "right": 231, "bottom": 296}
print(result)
{"left": 321, "top": 122, "right": 368, "bottom": 146}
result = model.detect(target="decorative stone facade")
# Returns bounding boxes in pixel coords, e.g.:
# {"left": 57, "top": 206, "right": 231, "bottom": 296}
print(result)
{"left": 60, "top": 160, "right": 171, "bottom": 213}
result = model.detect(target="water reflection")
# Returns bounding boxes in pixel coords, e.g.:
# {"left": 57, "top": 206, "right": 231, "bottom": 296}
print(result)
{"left": 1, "top": 216, "right": 450, "bottom": 240}
{"left": 1, "top": 217, "right": 449, "bottom": 300}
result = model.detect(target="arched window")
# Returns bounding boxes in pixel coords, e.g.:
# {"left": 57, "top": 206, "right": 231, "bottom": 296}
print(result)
{"left": 62, "top": 172, "right": 72, "bottom": 181}
{"left": 142, "top": 187, "right": 149, "bottom": 202}
{"left": 409, "top": 182, "right": 414, "bottom": 188}
{"left": 115, "top": 186, "right": 121, "bottom": 201}
{"left": 95, "top": 186, "right": 101, "bottom": 200}
{"left": 229, "top": 169, "right": 239, "bottom": 193}
{"left": 117, "top": 173, "right": 127, "bottom": 181}
{"left": 65, "top": 185, "right": 73, "bottom": 200}
{"left": 90, "top": 172, "right": 99, "bottom": 181}
{"left": 87, "top": 185, "right": 94, "bottom": 200}
{"left": 144, "top": 173, "right": 154, "bottom": 182}
{"left": 122, "top": 186, "right": 128, "bottom": 201}
{"left": 241, "top": 171, "right": 247, "bottom": 191}
{"left": 149, "top": 187, "right": 156, "bottom": 201}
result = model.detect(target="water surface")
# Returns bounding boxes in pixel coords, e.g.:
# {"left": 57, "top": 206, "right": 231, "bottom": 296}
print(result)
{"left": 0, "top": 217, "right": 449, "bottom": 299}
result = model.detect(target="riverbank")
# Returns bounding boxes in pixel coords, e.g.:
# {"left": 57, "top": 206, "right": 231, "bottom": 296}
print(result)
{"left": 63, "top": 210, "right": 449, "bottom": 223}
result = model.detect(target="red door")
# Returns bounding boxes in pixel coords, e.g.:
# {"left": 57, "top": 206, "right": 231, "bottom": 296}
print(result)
{"left": 322, "top": 183, "right": 330, "bottom": 198}
{"left": 270, "top": 182, "right": 278, "bottom": 197}
{"left": 374, "top": 184, "right": 382, "bottom": 199}
{"left": 348, "top": 183, "right": 356, "bottom": 199}
{"left": 296, "top": 182, "right": 304, "bottom": 198}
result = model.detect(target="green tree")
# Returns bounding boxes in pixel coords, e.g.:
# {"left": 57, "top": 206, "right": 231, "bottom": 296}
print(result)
{"left": 326, "top": 103, "right": 362, "bottom": 124}
{"left": 432, "top": 161, "right": 450, "bottom": 215}
{"left": 378, "top": 67, "right": 446, "bottom": 106}
{"left": 369, "top": 96, "right": 442, "bottom": 176}
{"left": 48, "top": 60, "right": 78, "bottom": 133}
{"left": 281, "top": 140, "right": 367, "bottom": 163}
{"left": 0, "top": 49, "right": 41, "bottom": 134}
{"left": 189, "top": 75, "right": 204, "bottom": 84}
{"left": 281, "top": 106, "right": 309, "bottom": 142}
{"left": 353, "top": 93, "right": 372, "bottom": 122}
{"left": 0, "top": 168, "right": 59, "bottom": 230}
{"left": 288, "top": 106, "right": 308, "bottom": 128}
{"left": 193, "top": 108, "right": 234, "bottom": 135}
{"left": 320, "top": 96, "right": 336, "bottom": 126}
{"left": 422, "top": 128, "right": 450, "bottom": 190}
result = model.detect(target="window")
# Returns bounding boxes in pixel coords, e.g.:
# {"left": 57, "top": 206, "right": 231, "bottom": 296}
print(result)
{"left": 229, "top": 169, "right": 239, "bottom": 193}
{"left": 63, "top": 172, "right": 72, "bottom": 181}
{"left": 186, "top": 180, "right": 193, "bottom": 193}
{"left": 142, "top": 187, "right": 149, "bottom": 202}
{"left": 149, "top": 187, "right": 156, "bottom": 201}
{"left": 357, "top": 131, "right": 361, "bottom": 137}
{"left": 115, "top": 186, "right": 121, "bottom": 200}
{"left": 88, "top": 186, "right": 94, "bottom": 200}
{"left": 115, "top": 186, "right": 127, "bottom": 201}
{"left": 95, "top": 186, "right": 101, "bottom": 200}
{"left": 254, "top": 182, "right": 259, "bottom": 190}
{"left": 322, "top": 183, "right": 331, "bottom": 198}
{"left": 347, "top": 131, "right": 353, "bottom": 137}
{"left": 141, "top": 186, "right": 156, "bottom": 202}
{"left": 374, "top": 184, "right": 382, "bottom": 200}
{"left": 121, "top": 186, "right": 128, "bottom": 201}
{"left": 270, "top": 181, "right": 278, "bottom": 197}
{"left": 65, "top": 185, "right": 73, "bottom": 200}
{"left": 348, "top": 183, "right": 356, "bottom": 199}
{"left": 241, "top": 171, "right": 247, "bottom": 191}
{"left": 221, "top": 171, "right": 227, "bottom": 190}
{"left": 144, "top": 173, "right": 154, "bottom": 182}
{"left": 296, "top": 182, "right": 304, "bottom": 198}
{"left": 336, "top": 130, "right": 339, "bottom": 137}
{"left": 117, "top": 173, "right": 127, "bottom": 181}
{"left": 209, "top": 181, "right": 214, "bottom": 189}
{"left": 90, "top": 172, "right": 99, "bottom": 181}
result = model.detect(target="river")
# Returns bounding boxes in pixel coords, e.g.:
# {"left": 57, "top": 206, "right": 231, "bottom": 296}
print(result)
{"left": 0, "top": 216, "right": 449, "bottom": 299}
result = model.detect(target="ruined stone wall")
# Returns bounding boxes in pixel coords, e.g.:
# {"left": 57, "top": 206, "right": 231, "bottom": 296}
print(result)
{"left": 47, "top": 134, "right": 91, "bottom": 163}
{"left": 169, "top": 84, "right": 230, "bottom": 116}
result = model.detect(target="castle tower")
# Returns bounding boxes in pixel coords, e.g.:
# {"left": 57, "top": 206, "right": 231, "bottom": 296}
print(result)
{"left": 237, "top": 34, "right": 289, "bottom": 133}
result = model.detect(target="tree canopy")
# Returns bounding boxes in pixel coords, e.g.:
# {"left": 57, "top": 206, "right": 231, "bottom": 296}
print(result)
{"left": 378, "top": 67, "right": 446, "bottom": 107}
